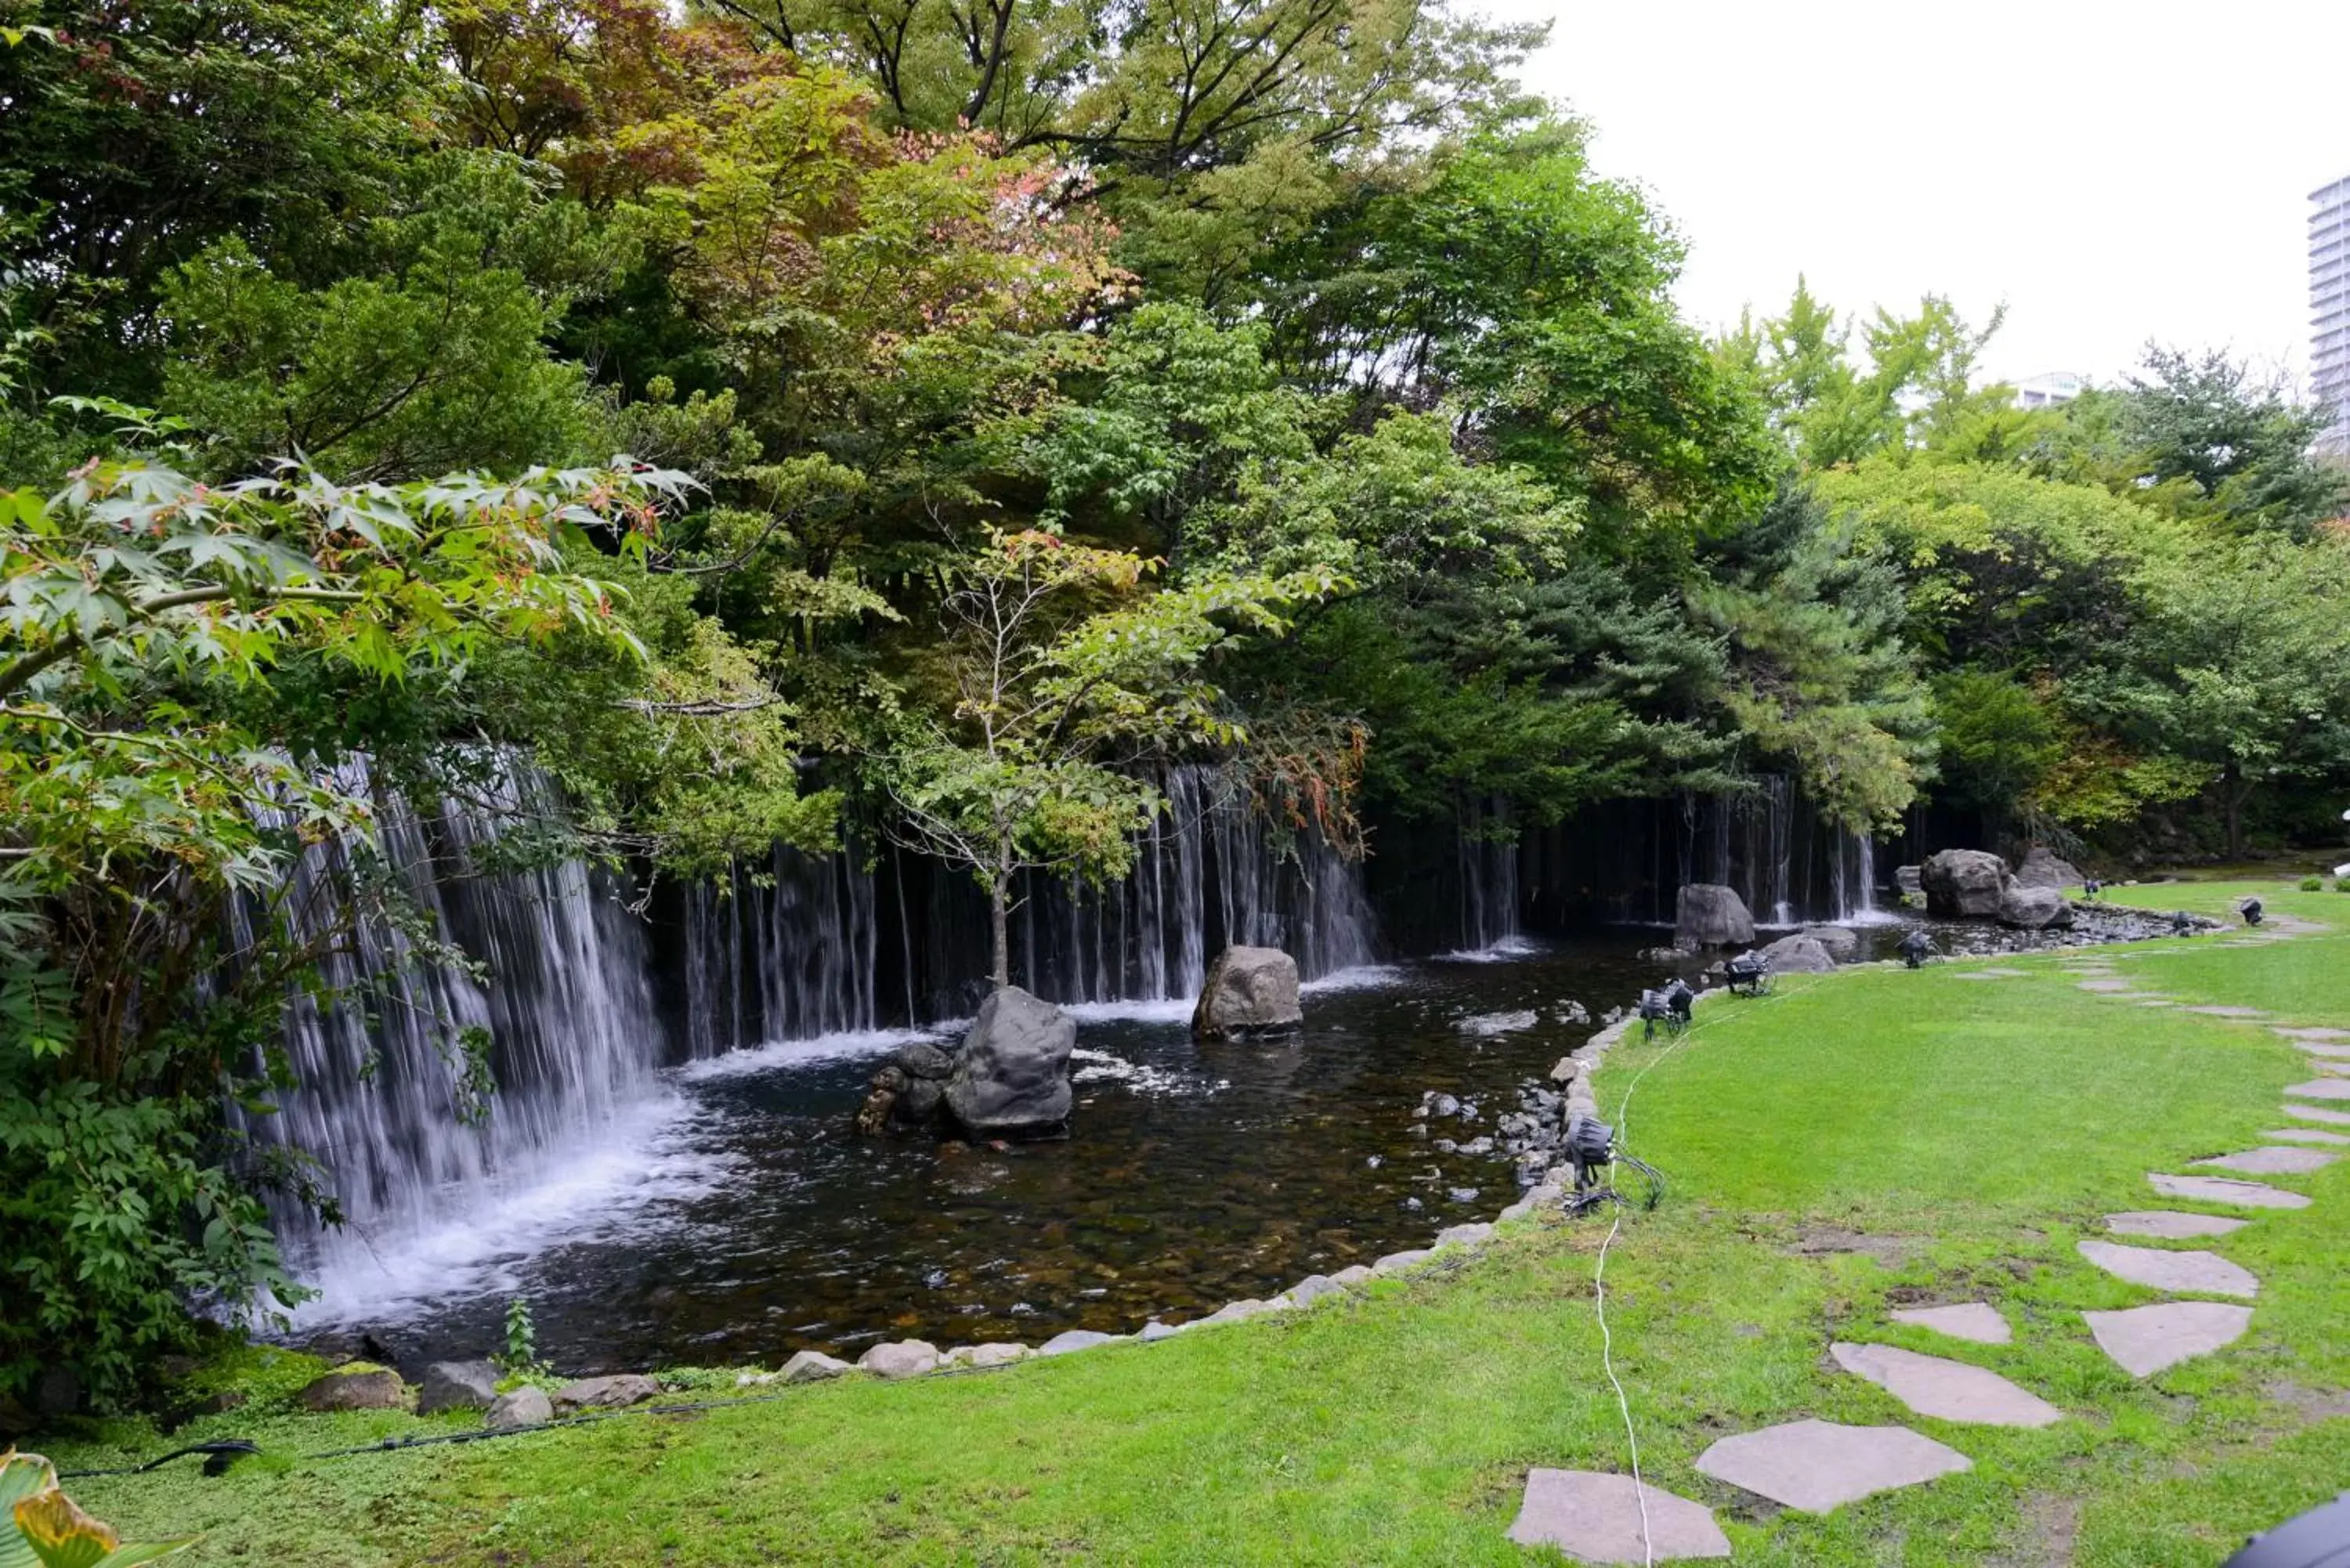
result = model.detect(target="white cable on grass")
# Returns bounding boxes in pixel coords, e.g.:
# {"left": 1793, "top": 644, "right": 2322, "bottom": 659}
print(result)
{"left": 1589, "top": 982, "right": 1796, "bottom": 1568}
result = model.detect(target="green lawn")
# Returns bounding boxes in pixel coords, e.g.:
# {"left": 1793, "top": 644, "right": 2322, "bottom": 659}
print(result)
{"left": 43, "top": 877, "right": 2350, "bottom": 1564}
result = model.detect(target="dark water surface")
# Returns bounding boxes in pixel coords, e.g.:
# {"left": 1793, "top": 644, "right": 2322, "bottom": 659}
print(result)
{"left": 323, "top": 934, "right": 1694, "bottom": 1374}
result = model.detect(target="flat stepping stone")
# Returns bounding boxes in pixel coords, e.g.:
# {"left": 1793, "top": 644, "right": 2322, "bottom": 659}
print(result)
{"left": 1830, "top": 1342, "right": 2062, "bottom": 1427}
{"left": 2274, "top": 1027, "right": 2350, "bottom": 1041}
{"left": 1950, "top": 971, "right": 2016, "bottom": 981}
{"left": 2105, "top": 1210, "right": 2249, "bottom": 1239}
{"left": 2148, "top": 1173, "right": 2312, "bottom": 1210}
{"left": 2286, "top": 1078, "right": 2350, "bottom": 1102}
{"left": 1506, "top": 1469, "right": 1731, "bottom": 1562}
{"left": 1889, "top": 1302, "right": 2011, "bottom": 1344}
{"left": 2077, "top": 979, "right": 2136, "bottom": 992}
{"left": 2077, "top": 1240, "right": 2258, "bottom": 1298}
{"left": 2084, "top": 1302, "right": 2254, "bottom": 1377}
{"left": 2285, "top": 1104, "right": 2350, "bottom": 1127}
{"left": 2290, "top": 1043, "right": 2350, "bottom": 1060}
{"left": 2186, "top": 1005, "right": 2269, "bottom": 1018}
{"left": 1694, "top": 1419, "right": 1970, "bottom": 1513}
{"left": 2192, "top": 1146, "right": 2338, "bottom": 1176}
{"left": 2262, "top": 1127, "right": 2350, "bottom": 1146}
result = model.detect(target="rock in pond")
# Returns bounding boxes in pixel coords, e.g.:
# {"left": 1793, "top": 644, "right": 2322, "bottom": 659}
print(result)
{"left": 299, "top": 1369, "right": 408, "bottom": 1412}
{"left": 417, "top": 1360, "right": 500, "bottom": 1414}
{"left": 2013, "top": 845, "right": 2085, "bottom": 890}
{"left": 780, "top": 1350, "right": 853, "bottom": 1384}
{"left": 859, "top": 1340, "right": 942, "bottom": 1378}
{"left": 945, "top": 986, "right": 1075, "bottom": 1137}
{"left": 552, "top": 1374, "right": 661, "bottom": 1414}
{"left": 891, "top": 1040, "right": 956, "bottom": 1079}
{"left": 1998, "top": 882, "right": 2073, "bottom": 930}
{"left": 1921, "top": 848, "right": 2008, "bottom": 919}
{"left": 1758, "top": 934, "right": 1838, "bottom": 974}
{"left": 1800, "top": 925, "right": 1861, "bottom": 960}
{"left": 1191, "top": 945, "right": 1304, "bottom": 1039}
{"left": 1675, "top": 883, "right": 1755, "bottom": 948}
{"left": 485, "top": 1387, "right": 553, "bottom": 1429}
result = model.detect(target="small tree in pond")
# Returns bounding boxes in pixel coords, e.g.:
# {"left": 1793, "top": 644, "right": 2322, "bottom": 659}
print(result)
{"left": 883, "top": 529, "right": 1329, "bottom": 990}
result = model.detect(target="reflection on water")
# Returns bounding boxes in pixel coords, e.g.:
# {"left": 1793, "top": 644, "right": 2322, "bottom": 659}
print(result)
{"left": 298, "top": 936, "right": 1673, "bottom": 1372}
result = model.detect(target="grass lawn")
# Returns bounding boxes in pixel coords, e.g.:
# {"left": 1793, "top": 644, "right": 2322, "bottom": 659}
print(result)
{"left": 42, "top": 878, "right": 2350, "bottom": 1565}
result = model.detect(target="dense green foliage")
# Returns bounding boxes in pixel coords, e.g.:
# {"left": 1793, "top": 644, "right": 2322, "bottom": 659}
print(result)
{"left": 4, "top": 0, "right": 2348, "bottom": 1399}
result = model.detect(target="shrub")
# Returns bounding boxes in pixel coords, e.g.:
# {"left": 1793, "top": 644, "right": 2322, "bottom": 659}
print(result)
{"left": 2300, "top": 876, "right": 2324, "bottom": 891}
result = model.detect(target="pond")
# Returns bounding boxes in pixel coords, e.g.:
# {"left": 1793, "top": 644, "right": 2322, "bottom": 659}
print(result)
{"left": 293, "top": 933, "right": 1685, "bottom": 1374}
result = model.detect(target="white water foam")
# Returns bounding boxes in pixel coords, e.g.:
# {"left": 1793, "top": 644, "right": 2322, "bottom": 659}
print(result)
{"left": 274, "top": 1089, "right": 722, "bottom": 1330}
{"left": 1301, "top": 962, "right": 1411, "bottom": 993}
{"left": 1060, "top": 996, "right": 1198, "bottom": 1025}
{"left": 1069, "top": 1047, "right": 1225, "bottom": 1097}
{"left": 1437, "top": 934, "right": 1542, "bottom": 964}
{"left": 676, "top": 1024, "right": 954, "bottom": 1082}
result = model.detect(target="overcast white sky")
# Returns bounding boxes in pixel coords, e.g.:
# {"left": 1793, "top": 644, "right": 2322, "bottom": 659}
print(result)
{"left": 1480, "top": 0, "right": 2350, "bottom": 390}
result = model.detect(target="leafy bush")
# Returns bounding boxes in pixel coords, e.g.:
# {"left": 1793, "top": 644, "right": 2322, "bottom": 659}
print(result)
{"left": 2300, "top": 876, "right": 2323, "bottom": 891}
{"left": 1, "top": 1447, "right": 193, "bottom": 1566}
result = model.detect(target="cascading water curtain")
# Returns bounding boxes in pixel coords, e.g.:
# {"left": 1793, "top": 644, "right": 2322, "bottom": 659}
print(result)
{"left": 233, "top": 754, "right": 667, "bottom": 1293}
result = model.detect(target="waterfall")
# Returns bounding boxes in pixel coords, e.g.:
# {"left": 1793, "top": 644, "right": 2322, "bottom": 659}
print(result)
{"left": 1453, "top": 797, "right": 1522, "bottom": 952}
{"left": 682, "top": 845, "right": 881, "bottom": 1057}
{"left": 233, "top": 757, "right": 669, "bottom": 1296}
{"left": 999, "top": 765, "right": 1378, "bottom": 1005}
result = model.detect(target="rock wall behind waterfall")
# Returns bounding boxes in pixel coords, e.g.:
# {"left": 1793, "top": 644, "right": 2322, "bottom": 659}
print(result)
{"left": 1516, "top": 780, "right": 1882, "bottom": 930}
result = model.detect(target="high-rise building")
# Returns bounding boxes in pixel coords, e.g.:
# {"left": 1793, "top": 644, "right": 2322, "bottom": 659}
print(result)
{"left": 2315, "top": 174, "right": 2350, "bottom": 453}
{"left": 2012, "top": 371, "right": 2084, "bottom": 411}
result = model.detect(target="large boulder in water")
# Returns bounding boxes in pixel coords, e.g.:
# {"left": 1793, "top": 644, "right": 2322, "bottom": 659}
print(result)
{"left": 1998, "top": 882, "right": 2073, "bottom": 930}
{"left": 1799, "top": 924, "right": 1860, "bottom": 960}
{"left": 945, "top": 985, "right": 1076, "bottom": 1136}
{"left": 1675, "top": 883, "right": 1754, "bottom": 948}
{"left": 2012, "top": 845, "right": 2084, "bottom": 891}
{"left": 1191, "top": 945, "right": 1304, "bottom": 1039}
{"left": 1757, "top": 934, "right": 1838, "bottom": 974}
{"left": 1920, "top": 849, "right": 2009, "bottom": 919}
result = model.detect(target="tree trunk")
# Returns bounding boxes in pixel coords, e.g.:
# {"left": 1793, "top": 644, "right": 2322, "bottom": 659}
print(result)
{"left": 989, "top": 879, "right": 1010, "bottom": 992}
{"left": 2223, "top": 757, "right": 2243, "bottom": 860}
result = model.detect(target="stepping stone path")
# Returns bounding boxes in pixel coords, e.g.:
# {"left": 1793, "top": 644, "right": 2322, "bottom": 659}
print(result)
{"left": 2275, "top": 1027, "right": 2350, "bottom": 1042}
{"left": 1506, "top": 1470, "right": 1731, "bottom": 1563}
{"left": 2286, "top": 1104, "right": 2350, "bottom": 1127}
{"left": 1829, "top": 1342, "right": 2062, "bottom": 1427}
{"left": 2077, "top": 979, "right": 2136, "bottom": 992}
{"left": 1695, "top": 1420, "right": 1971, "bottom": 1512}
{"left": 2186, "top": 1005, "right": 2268, "bottom": 1018}
{"left": 2084, "top": 1302, "right": 2255, "bottom": 1377}
{"left": 2105, "top": 1210, "right": 2248, "bottom": 1239}
{"left": 2291, "top": 1042, "right": 2350, "bottom": 1060}
{"left": 2191, "top": 1146, "right": 2338, "bottom": 1176}
{"left": 2286, "top": 1078, "right": 2350, "bottom": 1102}
{"left": 2262, "top": 1127, "right": 2350, "bottom": 1146}
{"left": 2148, "top": 1172, "right": 2312, "bottom": 1209}
{"left": 1889, "top": 1302, "right": 2010, "bottom": 1344}
{"left": 2076, "top": 1240, "right": 2258, "bottom": 1299}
